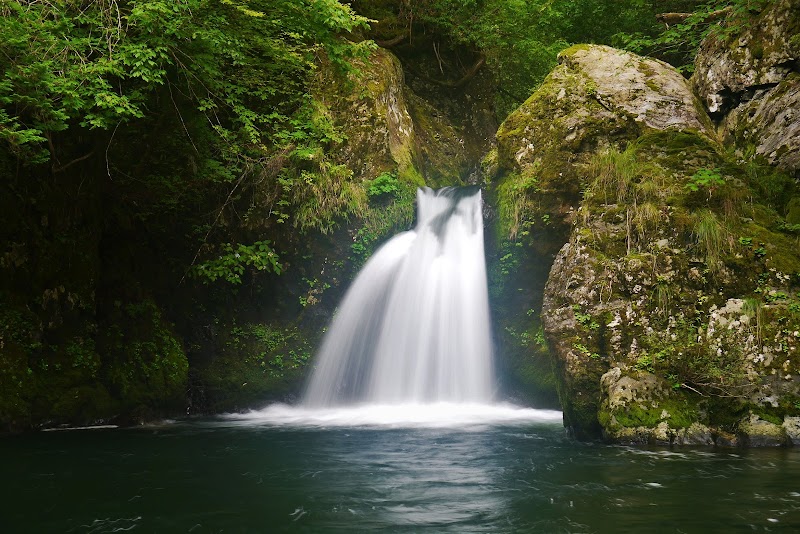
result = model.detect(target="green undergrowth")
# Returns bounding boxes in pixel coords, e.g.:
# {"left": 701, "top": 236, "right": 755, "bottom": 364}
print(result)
{"left": 350, "top": 175, "right": 417, "bottom": 266}
{"left": 99, "top": 300, "right": 189, "bottom": 419}
{"left": 197, "top": 322, "right": 314, "bottom": 412}
{"left": 0, "top": 298, "right": 188, "bottom": 430}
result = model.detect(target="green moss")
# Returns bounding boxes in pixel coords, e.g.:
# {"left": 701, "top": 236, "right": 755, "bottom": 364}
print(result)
{"left": 495, "top": 171, "right": 541, "bottom": 239}
{"left": 612, "top": 397, "right": 698, "bottom": 430}
{"left": 744, "top": 161, "right": 796, "bottom": 212}
{"left": 0, "top": 306, "right": 39, "bottom": 428}
{"left": 404, "top": 90, "right": 468, "bottom": 188}
{"left": 350, "top": 183, "right": 416, "bottom": 266}
{"left": 559, "top": 44, "right": 593, "bottom": 57}
{"left": 498, "top": 311, "right": 560, "bottom": 407}
{"left": 198, "top": 322, "right": 314, "bottom": 412}
{"left": 645, "top": 78, "right": 660, "bottom": 92}
{"left": 100, "top": 300, "right": 189, "bottom": 417}
{"left": 752, "top": 406, "right": 784, "bottom": 426}
{"left": 0, "top": 302, "right": 127, "bottom": 428}
{"left": 566, "top": 394, "right": 603, "bottom": 439}
{"left": 398, "top": 165, "right": 425, "bottom": 188}
{"left": 785, "top": 197, "right": 800, "bottom": 225}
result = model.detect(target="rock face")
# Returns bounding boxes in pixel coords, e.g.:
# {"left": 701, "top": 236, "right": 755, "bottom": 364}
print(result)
{"left": 314, "top": 48, "right": 420, "bottom": 185}
{"left": 493, "top": 45, "right": 714, "bottom": 254}
{"left": 493, "top": 44, "right": 800, "bottom": 444}
{"left": 314, "top": 47, "right": 484, "bottom": 188}
{"left": 692, "top": 0, "right": 800, "bottom": 174}
{"left": 487, "top": 45, "right": 716, "bottom": 409}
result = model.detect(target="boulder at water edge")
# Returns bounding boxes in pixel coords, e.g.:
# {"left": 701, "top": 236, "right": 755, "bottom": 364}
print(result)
{"left": 493, "top": 43, "right": 800, "bottom": 445}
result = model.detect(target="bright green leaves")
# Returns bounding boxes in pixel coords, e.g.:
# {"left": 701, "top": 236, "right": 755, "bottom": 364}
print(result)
{"left": 685, "top": 168, "right": 726, "bottom": 194}
{"left": 0, "top": 0, "right": 193, "bottom": 155}
{"left": 191, "top": 240, "right": 282, "bottom": 284}
{"left": 0, "top": 0, "right": 371, "bottom": 164}
{"left": 367, "top": 171, "right": 401, "bottom": 199}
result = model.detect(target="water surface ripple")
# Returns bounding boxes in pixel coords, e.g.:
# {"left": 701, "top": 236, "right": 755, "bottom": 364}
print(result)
{"left": 3, "top": 417, "right": 800, "bottom": 532}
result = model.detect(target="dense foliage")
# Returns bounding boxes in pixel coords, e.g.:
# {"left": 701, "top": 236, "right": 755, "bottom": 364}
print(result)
{"left": 0, "top": 0, "right": 375, "bottom": 428}
{"left": 621, "top": 0, "right": 770, "bottom": 72}
{"left": 0, "top": 0, "right": 370, "bottom": 162}
{"left": 0, "top": 0, "right": 380, "bottom": 284}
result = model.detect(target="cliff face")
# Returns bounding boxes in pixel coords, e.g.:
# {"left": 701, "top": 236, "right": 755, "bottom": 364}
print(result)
{"left": 189, "top": 46, "right": 485, "bottom": 415}
{"left": 492, "top": 2, "right": 800, "bottom": 445}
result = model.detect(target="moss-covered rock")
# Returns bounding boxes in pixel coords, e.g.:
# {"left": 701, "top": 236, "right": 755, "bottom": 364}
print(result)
{"left": 722, "top": 74, "right": 800, "bottom": 173}
{"left": 542, "top": 130, "right": 800, "bottom": 442}
{"left": 739, "top": 412, "right": 789, "bottom": 447}
{"left": 491, "top": 43, "right": 800, "bottom": 445}
{"left": 492, "top": 44, "right": 714, "bottom": 255}
{"left": 193, "top": 322, "right": 314, "bottom": 413}
{"left": 0, "top": 296, "right": 189, "bottom": 430}
{"left": 693, "top": 0, "right": 799, "bottom": 115}
{"left": 489, "top": 44, "right": 719, "bottom": 432}
{"left": 313, "top": 47, "right": 418, "bottom": 184}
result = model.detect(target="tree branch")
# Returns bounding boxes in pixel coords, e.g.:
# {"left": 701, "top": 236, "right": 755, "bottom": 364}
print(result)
{"left": 656, "top": 7, "right": 732, "bottom": 26}
{"left": 52, "top": 151, "right": 95, "bottom": 173}
{"left": 376, "top": 33, "right": 407, "bottom": 48}
{"left": 406, "top": 54, "right": 485, "bottom": 88}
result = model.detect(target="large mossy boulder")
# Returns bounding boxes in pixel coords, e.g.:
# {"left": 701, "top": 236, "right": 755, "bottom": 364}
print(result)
{"left": 692, "top": 0, "right": 800, "bottom": 174}
{"left": 488, "top": 44, "right": 716, "bottom": 416}
{"left": 313, "top": 47, "right": 420, "bottom": 185}
{"left": 494, "top": 44, "right": 800, "bottom": 444}
{"left": 311, "top": 46, "right": 477, "bottom": 188}
{"left": 493, "top": 44, "right": 714, "bottom": 256}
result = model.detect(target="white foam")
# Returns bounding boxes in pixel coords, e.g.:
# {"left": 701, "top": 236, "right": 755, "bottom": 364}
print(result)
{"left": 220, "top": 402, "right": 562, "bottom": 430}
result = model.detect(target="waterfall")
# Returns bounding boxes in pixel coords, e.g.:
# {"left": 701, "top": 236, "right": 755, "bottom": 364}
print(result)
{"left": 303, "top": 187, "right": 494, "bottom": 407}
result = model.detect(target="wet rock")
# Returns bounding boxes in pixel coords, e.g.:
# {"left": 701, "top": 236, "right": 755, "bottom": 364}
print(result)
{"left": 783, "top": 416, "right": 800, "bottom": 445}
{"left": 677, "top": 423, "right": 715, "bottom": 447}
{"left": 739, "top": 413, "right": 788, "bottom": 447}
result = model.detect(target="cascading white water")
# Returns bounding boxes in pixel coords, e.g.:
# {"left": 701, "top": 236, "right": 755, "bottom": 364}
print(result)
{"left": 220, "top": 186, "right": 562, "bottom": 428}
{"left": 303, "top": 186, "right": 494, "bottom": 407}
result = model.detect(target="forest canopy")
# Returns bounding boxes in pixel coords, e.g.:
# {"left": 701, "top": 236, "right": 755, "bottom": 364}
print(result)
{"left": 0, "top": 0, "right": 371, "bottom": 167}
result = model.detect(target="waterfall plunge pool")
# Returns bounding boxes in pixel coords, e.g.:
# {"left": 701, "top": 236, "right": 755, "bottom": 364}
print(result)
{"left": 8, "top": 186, "right": 799, "bottom": 531}
{"left": 3, "top": 419, "right": 800, "bottom": 532}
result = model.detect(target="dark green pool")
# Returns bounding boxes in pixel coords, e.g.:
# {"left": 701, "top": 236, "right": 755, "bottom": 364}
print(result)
{"left": 3, "top": 414, "right": 800, "bottom": 532}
